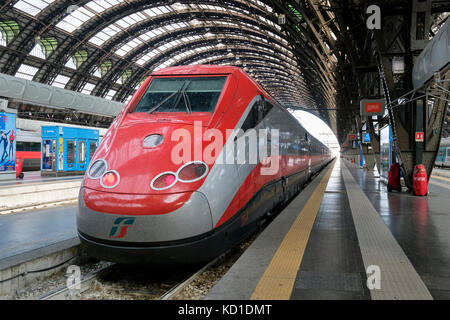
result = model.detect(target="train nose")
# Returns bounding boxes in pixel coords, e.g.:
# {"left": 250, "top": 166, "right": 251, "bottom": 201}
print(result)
{"left": 76, "top": 187, "right": 213, "bottom": 243}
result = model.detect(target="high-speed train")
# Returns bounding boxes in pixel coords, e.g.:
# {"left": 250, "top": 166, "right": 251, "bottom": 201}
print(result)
{"left": 77, "top": 65, "right": 333, "bottom": 264}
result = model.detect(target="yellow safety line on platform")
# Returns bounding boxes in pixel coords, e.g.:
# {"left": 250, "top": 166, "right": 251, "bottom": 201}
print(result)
{"left": 250, "top": 160, "right": 336, "bottom": 300}
{"left": 431, "top": 175, "right": 450, "bottom": 183}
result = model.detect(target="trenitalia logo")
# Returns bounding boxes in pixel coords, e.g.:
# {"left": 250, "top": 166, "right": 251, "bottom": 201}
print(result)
{"left": 109, "top": 217, "right": 136, "bottom": 238}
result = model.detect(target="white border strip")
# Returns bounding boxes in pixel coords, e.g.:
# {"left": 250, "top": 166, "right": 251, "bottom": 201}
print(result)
{"left": 341, "top": 161, "right": 432, "bottom": 300}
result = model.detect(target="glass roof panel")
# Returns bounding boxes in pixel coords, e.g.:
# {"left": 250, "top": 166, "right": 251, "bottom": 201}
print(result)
{"left": 81, "top": 82, "right": 95, "bottom": 94}
{"left": 56, "top": 7, "right": 95, "bottom": 33}
{"left": 52, "top": 74, "right": 71, "bottom": 88}
{"left": 15, "top": 64, "right": 39, "bottom": 80}
{"left": 105, "top": 89, "right": 117, "bottom": 100}
{"left": 13, "top": 0, "right": 56, "bottom": 17}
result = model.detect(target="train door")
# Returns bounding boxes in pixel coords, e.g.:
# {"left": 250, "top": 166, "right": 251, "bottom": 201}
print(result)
{"left": 77, "top": 140, "right": 87, "bottom": 171}
{"left": 88, "top": 140, "right": 98, "bottom": 165}
{"left": 446, "top": 147, "right": 450, "bottom": 166}
{"left": 236, "top": 101, "right": 258, "bottom": 202}
{"left": 305, "top": 132, "right": 311, "bottom": 175}
{"left": 65, "top": 140, "right": 76, "bottom": 171}
{"left": 42, "top": 139, "right": 56, "bottom": 171}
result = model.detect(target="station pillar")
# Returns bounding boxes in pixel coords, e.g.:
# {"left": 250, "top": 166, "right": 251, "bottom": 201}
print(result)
{"left": 415, "top": 99, "right": 424, "bottom": 166}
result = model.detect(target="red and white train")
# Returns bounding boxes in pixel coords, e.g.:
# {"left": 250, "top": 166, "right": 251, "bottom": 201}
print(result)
{"left": 77, "top": 65, "right": 333, "bottom": 264}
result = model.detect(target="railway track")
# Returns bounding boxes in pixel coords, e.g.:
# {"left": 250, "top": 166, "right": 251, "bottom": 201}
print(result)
{"left": 36, "top": 245, "right": 247, "bottom": 300}
{"left": 38, "top": 258, "right": 220, "bottom": 300}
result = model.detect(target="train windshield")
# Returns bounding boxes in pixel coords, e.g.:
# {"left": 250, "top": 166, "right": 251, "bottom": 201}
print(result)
{"left": 133, "top": 76, "right": 227, "bottom": 114}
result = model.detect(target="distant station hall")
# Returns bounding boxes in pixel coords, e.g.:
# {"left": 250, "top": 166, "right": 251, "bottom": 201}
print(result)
{"left": 0, "top": 0, "right": 449, "bottom": 303}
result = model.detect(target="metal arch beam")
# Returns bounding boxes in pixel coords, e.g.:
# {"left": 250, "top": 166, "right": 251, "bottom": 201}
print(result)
{"left": 69, "top": 21, "right": 296, "bottom": 92}
{"left": 186, "top": 52, "right": 301, "bottom": 74}
{"left": 281, "top": 0, "right": 337, "bottom": 84}
{"left": 115, "top": 51, "right": 312, "bottom": 103}
{"left": 85, "top": 7, "right": 288, "bottom": 61}
{"left": 291, "top": 5, "right": 338, "bottom": 95}
{"left": 114, "top": 37, "right": 330, "bottom": 107}
{"left": 34, "top": 1, "right": 288, "bottom": 84}
{"left": 102, "top": 36, "right": 304, "bottom": 99}
{"left": 67, "top": 10, "right": 323, "bottom": 96}
{"left": 267, "top": 1, "right": 337, "bottom": 100}
{"left": 41, "top": 2, "right": 328, "bottom": 105}
{"left": 178, "top": 51, "right": 307, "bottom": 86}
{"left": 175, "top": 55, "right": 311, "bottom": 103}
{"left": 0, "top": 0, "right": 88, "bottom": 75}
{"left": 116, "top": 42, "right": 310, "bottom": 103}
{"left": 151, "top": 45, "right": 334, "bottom": 112}
{"left": 2, "top": 0, "right": 334, "bottom": 125}
{"left": 3, "top": 0, "right": 332, "bottom": 119}
{"left": 117, "top": 53, "right": 315, "bottom": 111}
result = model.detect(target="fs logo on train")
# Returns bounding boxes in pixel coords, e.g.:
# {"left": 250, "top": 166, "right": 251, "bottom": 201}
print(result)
{"left": 109, "top": 217, "right": 136, "bottom": 238}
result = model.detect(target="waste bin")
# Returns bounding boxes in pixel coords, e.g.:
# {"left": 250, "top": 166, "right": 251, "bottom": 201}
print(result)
{"left": 16, "top": 157, "right": 24, "bottom": 179}
{"left": 412, "top": 164, "right": 427, "bottom": 196}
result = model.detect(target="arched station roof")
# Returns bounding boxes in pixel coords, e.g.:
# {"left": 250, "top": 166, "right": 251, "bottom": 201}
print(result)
{"left": 0, "top": 0, "right": 339, "bottom": 131}
{"left": 1, "top": 0, "right": 448, "bottom": 142}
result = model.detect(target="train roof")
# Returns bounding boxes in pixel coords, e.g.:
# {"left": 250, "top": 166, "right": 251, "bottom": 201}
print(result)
{"left": 151, "top": 64, "right": 242, "bottom": 76}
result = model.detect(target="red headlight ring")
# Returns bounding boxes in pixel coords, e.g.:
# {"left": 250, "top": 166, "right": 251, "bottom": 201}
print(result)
{"left": 100, "top": 170, "right": 120, "bottom": 189}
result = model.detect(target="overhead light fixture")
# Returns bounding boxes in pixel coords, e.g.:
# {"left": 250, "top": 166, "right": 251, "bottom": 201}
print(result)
{"left": 190, "top": 19, "right": 201, "bottom": 26}
{"left": 172, "top": 2, "right": 185, "bottom": 10}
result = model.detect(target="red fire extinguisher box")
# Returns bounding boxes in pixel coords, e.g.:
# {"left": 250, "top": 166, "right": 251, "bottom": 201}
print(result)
{"left": 413, "top": 164, "right": 428, "bottom": 196}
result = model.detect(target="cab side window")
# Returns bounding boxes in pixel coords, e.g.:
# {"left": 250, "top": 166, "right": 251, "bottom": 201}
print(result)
{"left": 241, "top": 97, "right": 274, "bottom": 132}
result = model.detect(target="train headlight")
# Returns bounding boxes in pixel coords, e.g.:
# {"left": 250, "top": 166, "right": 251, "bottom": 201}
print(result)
{"left": 177, "top": 161, "right": 208, "bottom": 183}
{"left": 87, "top": 159, "right": 107, "bottom": 179}
{"left": 151, "top": 172, "right": 177, "bottom": 190}
{"left": 143, "top": 134, "right": 163, "bottom": 148}
{"left": 100, "top": 170, "right": 120, "bottom": 189}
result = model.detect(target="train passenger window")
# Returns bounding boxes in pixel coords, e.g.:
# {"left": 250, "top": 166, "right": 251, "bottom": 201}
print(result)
{"left": 67, "top": 141, "right": 75, "bottom": 164}
{"left": 30, "top": 142, "right": 41, "bottom": 151}
{"left": 16, "top": 141, "right": 25, "bottom": 151}
{"left": 78, "top": 141, "right": 86, "bottom": 163}
{"left": 133, "top": 76, "right": 227, "bottom": 113}
{"left": 16, "top": 142, "right": 40, "bottom": 151}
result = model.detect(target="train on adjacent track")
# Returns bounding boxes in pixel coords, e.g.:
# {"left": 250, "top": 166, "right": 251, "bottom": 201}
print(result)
{"left": 15, "top": 130, "right": 41, "bottom": 171}
{"left": 435, "top": 137, "right": 450, "bottom": 167}
{"left": 76, "top": 65, "right": 334, "bottom": 264}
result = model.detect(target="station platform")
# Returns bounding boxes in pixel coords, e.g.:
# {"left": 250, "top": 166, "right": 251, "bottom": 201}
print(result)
{"left": 0, "top": 172, "right": 82, "bottom": 214}
{"left": 0, "top": 159, "right": 448, "bottom": 299}
{"left": 206, "top": 159, "right": 450, "bottom": 300}
{"left": 0, "top": 203, "right": 79, "bottom": 297}
{"left": 0, "top": 204, "right": 77, "bottom": 263}
{"left": 0, "top": 171, "right": 83, "bottom": 187}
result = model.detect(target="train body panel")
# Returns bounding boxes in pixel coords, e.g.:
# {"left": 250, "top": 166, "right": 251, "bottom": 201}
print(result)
{"left": 77, "top": 65, "right": 333, "bottom": 264}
